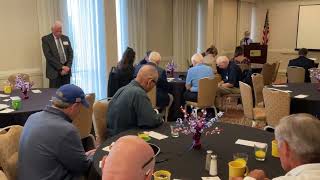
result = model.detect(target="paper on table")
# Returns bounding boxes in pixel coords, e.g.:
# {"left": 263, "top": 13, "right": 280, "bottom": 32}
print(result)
{"left": 0, "top": 94, "right": 10, "bottom": 98}
{"left": 235, "top": 139, "right": 267, "bottom": 147}
{"left": 0, "top": 104, "right": 10, "bottom": 110}
{"left": 148, "top": 131, "right": 168, "bottom": 140}
{"left": 2, "top": 99, "right": 10, "bottom": 102}
{"left": 31, "top": 89, "right": 42, "bottom": 93}
{"left": 267, "top": 88, "right": 292, "bottom": 93}
{"left": 294, "top": 94, "right": 309, "bottom": 99}
{"left": 167, "top": 78, "right": 174, "bottom": 82}
{"left": 10, "top": 96, "right": 21, "bottom": 100}
{"left": 0, "top": 108, "right": 14, "bottom": 113}
{"left": 272, "top": 84, "right": 288, "bottom": 88}
{"left": 202, "top": 177, "right": 221, "bottom": 180}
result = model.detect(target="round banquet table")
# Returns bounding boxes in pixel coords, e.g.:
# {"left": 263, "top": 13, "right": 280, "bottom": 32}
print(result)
{"left": 267, "top": 83, "right": 320, "bottom": 117}
{"left": 93, "top": 123, "right": 284, "bottom": 180}
{"left": 0, "top": 88, "right": 56, "bottom": 127}
{"left": 168, "top": 78, "right": 186, "bottom": 121}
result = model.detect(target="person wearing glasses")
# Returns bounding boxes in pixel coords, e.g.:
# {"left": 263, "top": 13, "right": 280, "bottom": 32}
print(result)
{"left": 101, "top": 135, "right": 156, "bottom": 180}
{"left": 107, "top": 65, "right": 163, "bottom": 137}
{"left": 18, "top": 84, "right": 95, "bottom": 180}
{"left": 234, "top": 113, "right": 320, "bottom": 180}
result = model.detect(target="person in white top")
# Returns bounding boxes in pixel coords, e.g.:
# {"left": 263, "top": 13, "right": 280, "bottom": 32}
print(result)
{"left": 236, "top": 113, "right": 320, "bottom": 180}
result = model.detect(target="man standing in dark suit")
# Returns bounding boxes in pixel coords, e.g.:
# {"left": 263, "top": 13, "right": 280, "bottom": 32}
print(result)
{"left": 288, "top": 48, "right": 315, "bottom": 82}
{"left": 42, "top": 21, "right": 73, "bottom": 88}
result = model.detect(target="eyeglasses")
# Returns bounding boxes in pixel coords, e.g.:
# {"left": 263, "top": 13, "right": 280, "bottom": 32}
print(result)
{"left": 142, "top": 155, "right": 155, "bottom": 169}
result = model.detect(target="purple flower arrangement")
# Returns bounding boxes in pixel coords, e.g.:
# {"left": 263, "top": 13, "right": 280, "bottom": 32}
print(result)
{"left": 309, "top": 68, "right": 320, "bottom": 81}
{"left": 166, "top": 60, "right": 177, "bottom": 77}
{"left": 175, "top": 107, "right": 224, "bottom": 149}
{"left": 15, "top": 75, "right": 33, "bottom": 99}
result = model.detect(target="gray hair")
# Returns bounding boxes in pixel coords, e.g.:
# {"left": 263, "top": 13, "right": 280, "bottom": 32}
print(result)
{"left": 275, "top": 113, "right": 320, "bottom": 163}
{"left": 51, "top": 97, "right": 71, "bottom": 109}
{"left": 52, "top": 21, "right": 63, "bottom": 29}
{"left": 191, "top": 53, "right": 203, "bottom": 65}
{"left": 148, "top": 51, "right": 161, "bottom": 64}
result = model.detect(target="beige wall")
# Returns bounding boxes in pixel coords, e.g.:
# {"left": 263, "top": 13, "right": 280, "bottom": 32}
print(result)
{"left": 255, "top": 0, "right": 320, "bottom": 72}
{"left": 0, "top": 0, "right": 43, "bottom": 87}
{"left": 146, "top": 0, "right": 173, "bottom": 65}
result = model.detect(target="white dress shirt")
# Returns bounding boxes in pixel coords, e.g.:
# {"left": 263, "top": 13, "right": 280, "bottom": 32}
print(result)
{"left": 244, "top": 163, "right": 320, "bottom": 180}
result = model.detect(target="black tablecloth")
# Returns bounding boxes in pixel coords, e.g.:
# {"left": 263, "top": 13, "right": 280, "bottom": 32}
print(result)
{"left": 168, "top": 79, "right": 186, "bottom": 121}
{"left": 0, "top": 88, "right": 56, "bottom": 127}
{"left": 93, "top": 123, "right": 284, "bottom": 180}
{"left": 267, "top": 83, "right": 320, "bottom": 117}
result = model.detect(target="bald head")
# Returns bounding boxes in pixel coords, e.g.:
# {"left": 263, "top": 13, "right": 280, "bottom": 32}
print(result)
{"left": 216, "top": 56, "right": 229, "bottom": 69}
{"left": 148, "top": 52, "right": 161, "bottom": 65}
{"left": 191, "top": 53, "right": 203, "bottom": 66}
{"left": 102, "top": 136, "right": 155, "bottom": 180}
{"left": 51, "top": 21, "right": 63, "bottom": 38}
{"left": 135, "top": 65, "right": 159, "bottom": 92}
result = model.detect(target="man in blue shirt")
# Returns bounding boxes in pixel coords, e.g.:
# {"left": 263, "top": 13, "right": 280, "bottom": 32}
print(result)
{"left": 184, "top": 53, "right": 214, "bottom": 102}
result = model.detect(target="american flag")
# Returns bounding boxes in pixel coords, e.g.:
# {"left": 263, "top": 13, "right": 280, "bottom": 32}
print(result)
{"left": 262, "top": 10, "right": 269, "bottom": 45}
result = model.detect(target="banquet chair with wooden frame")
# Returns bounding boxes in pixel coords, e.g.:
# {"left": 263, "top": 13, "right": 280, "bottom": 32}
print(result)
{"left": 92, "top": 99, "right": 109, "bottom": 146}
{"left": 263, "top": 88, "right": 290, "bottom": 129}
{"left": 147, "top": 86, "right": 173, "bottom": 122}
{"left": 272, "top": 61, "right": 281, "bottom": 83}
{"left": 8, "top": 73, "right": 31, "bottom": 88}
{"left": 287, "top": 66, "right": 305, "bottom": 83}
{"left": 251, "top": 73, "right": 265, "bottom": 107}
{"left": 0, "top": 125, "right": 23, "bottom": 180}
{"left": 72, "top": 93, "right": 96, "bottom": 149}
{"left": 239, "top": 82, "right": 266, "bottom": 127}
{"left": 261, "top": 63, "right": 276, "bottom": 85}
{"left": 185, "top": 77, "right": 219, "bottom": 116}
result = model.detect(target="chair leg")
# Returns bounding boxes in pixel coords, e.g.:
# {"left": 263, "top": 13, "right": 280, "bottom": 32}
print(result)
{"left": 164, "top": 94, "right": 174, "bottom": 122}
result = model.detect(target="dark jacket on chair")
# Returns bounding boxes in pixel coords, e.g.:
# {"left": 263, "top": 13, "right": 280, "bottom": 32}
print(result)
{"left": 288, "top": 56, "right": 315, "bottom": 82}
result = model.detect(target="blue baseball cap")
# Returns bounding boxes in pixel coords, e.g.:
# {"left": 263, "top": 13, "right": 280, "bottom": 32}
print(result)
{"left": 55, "top": 84, "right": 89, "bottom": 108}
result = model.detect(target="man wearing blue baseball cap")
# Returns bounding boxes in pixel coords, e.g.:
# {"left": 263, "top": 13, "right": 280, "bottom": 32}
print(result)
{"left": 18, "top": 84, "right": 94, "bottom": 180}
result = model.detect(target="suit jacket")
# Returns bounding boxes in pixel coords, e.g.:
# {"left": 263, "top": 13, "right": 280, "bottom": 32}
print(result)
{"left": 42, "top": 33, "right": 73, "bottom": 79}
{"left": 288, "top": 56, "right": 315, "bottom": 82}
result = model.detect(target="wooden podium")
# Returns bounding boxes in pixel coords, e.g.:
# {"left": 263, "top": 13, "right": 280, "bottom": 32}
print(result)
{"left": 243, "top": 43, "right": 268, "bottom": 64}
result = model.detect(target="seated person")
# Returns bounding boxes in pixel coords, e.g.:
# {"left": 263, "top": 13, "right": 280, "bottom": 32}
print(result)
{"left": 231, "top": 46, "right": 250, "bottom": 65}
{"left": 134, "top": 50, "right": 152, "bottom": 77}
{"left": 184, "top": 53, "right": 214, "bottom": 102}
{"left": 108, "top": 47, "right": 135, "bottom": 97}
{"left": 101, "top": 135, "right": 156, "bottom": 180}
{"left": 240, "top": 30, "right": 253, "bottom": 46}
{"left": 147, "top": 51, "right": 171, "bottom": 108}
{"left": 216, "top": 56, "right": 242, "bottom": 96}
{"left": 288, "top": 48, "right": 315, "bottom": 82}
{"left": 202, "top": 45, "right": 218, "bottom": 72}
{"left": 18, "top": 84, "right": 95, "bottom": 179}
{"left": 238, "top": 113, "right": 320, "bottom": 180}
{"left": 107, "top": 65, "right": 163, "bottom": 136}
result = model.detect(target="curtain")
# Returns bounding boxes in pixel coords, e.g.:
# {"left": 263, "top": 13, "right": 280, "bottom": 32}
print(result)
{"left": 66, "top": 0, "right": 107, "bottom": 100}
{"left": 173, "top": 0, "right": 199, "bottom": 71}
{"left": 116, "top": 0, "right": 147, "bottom": 61}
{"left": 238, "top": 1, "right": 256, "bottom": 43}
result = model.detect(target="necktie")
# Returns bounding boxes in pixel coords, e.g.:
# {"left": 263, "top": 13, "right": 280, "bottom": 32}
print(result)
{"left": 56, "top": 38, "right": 67, "bottom": 64}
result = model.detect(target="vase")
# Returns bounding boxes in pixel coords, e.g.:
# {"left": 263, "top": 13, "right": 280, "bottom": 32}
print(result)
{"left": 21, "top": 89, "right": 29, "bottom": 99}
{"left": 192, "top": 129, "right": 202, "bottom": 150}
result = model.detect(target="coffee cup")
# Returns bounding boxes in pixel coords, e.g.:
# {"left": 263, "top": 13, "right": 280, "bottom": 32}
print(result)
{"left": 228, "top": 160, "right": 248, "bottom": 178}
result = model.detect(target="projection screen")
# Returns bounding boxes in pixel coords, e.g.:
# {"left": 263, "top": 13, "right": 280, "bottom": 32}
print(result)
{"left": 296, "top": 4, "right": 320, "bottom": 50}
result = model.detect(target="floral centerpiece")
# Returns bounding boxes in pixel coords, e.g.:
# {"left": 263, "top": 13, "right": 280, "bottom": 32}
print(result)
{"left": 175, "top": 107, "right": 224, "bottom": 150}
{"left": 15, "top": 75, "right": 33, "bottom": 99}
{"left": 309, "top": 68, "right": 320, "bottom": 91}
{"left": 166, "top": 59, "right": 177, "bottom": 78}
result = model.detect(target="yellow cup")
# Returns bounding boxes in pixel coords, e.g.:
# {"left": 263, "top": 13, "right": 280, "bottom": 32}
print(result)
{"left": 3, "top": 85, "right": 12, "bottom": 94}
{"left": 272, "top": 140, "right": 279, "bottom": 157}
{"left": 153, "top": 170, "right": 171, "bottom": 180}
{"left": 228, "top": 160, "right": 248, "bottom": 178}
